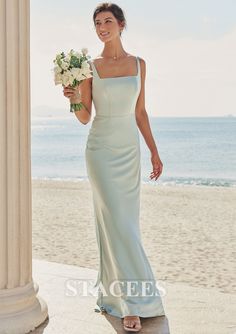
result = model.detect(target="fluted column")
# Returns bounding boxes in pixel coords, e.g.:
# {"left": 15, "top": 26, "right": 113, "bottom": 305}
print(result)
{"left": 0, "top": 0, "right": 48, "bottom": 333}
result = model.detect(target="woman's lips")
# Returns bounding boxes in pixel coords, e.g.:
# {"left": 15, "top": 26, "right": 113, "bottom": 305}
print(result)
{"left": 100, "top": 32, "right": 110, "bottom": 37}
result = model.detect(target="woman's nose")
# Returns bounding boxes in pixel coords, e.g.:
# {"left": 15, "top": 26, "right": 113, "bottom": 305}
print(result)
{"left": 99, "top": 23, "right": 106, "bottom": 30}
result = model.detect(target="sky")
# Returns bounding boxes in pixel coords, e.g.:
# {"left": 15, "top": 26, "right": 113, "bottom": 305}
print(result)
{"left": 30, "top": 0, "right": 236, "bottom": 117}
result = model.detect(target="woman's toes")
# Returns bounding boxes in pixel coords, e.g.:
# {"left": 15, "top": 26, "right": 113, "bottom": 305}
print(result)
{"left": 129, "top": 320, "right": 135, "bottom": 328}
{"left": 123, "top": 316, "right": 141, "bottom": 330}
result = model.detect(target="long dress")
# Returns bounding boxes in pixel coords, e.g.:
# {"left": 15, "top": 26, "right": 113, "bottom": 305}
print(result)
{"left": 85, "top": 56, "right": 165, "bottom": 318}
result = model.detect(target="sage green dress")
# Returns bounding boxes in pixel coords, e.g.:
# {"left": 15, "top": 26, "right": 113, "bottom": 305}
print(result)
{"left": 85, "top": 56, "right": 165, "bottom": 318}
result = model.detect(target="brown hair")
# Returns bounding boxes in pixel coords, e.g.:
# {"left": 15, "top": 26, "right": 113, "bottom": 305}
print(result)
{"left": 93, "top": 2, "right": 127, "bottom": 37}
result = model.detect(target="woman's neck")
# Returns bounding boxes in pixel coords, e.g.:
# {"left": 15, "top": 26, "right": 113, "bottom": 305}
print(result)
{"left": 100, "top": 38, "right": 127, "bottom": 59}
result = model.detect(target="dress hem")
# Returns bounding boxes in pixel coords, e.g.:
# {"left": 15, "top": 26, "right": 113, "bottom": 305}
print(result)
{"left": 94, "top": 304, "right": 166, "bottom": 319}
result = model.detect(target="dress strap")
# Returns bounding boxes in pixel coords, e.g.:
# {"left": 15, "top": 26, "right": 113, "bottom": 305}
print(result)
{"left": 136, "top": 56, "right": 140, "bottom": 77}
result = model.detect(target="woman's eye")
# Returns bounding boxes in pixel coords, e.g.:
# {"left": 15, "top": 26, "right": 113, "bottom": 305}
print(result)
{"left": 95, "top": 20, "right": 112, "bottom": 26}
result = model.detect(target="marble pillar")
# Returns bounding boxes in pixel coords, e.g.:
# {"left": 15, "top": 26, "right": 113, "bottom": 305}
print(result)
{"left": 0, "top": 0, "right": 48, "bottom": 333}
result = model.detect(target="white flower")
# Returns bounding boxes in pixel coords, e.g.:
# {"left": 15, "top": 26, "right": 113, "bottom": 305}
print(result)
{"left": 85, "top": 72, "right": 93, "bottom": 79}
{"left": 53, "top": 48, "right": 92, "bottom": 89}
{"left": 69, "top": 49, "right": 75, "bottom": 56}
{"left": 54, "top": 72, "right": 63, "bottom": 85}
{"left": 81, "top": 61, "right": 93, "bottom": 77}
{"left": 81, "top": 48, "right": 88, "bottom": 56}
{"left": 81, "top": 61, "right": 90, "bottom": 69}
{"left": 60, "top": 60, "right": 70, "bottom": 70}
{"left": 56, "top": 53, "right": 63, "bottom": 61}
{"left": 82, "top": 68, "right": 93, "bottom": 79}
{"left": 71, "top": 67, "right": 82, "bottom": 80}
{"left": 53, "top": 66, "right": 61, "bottom": 74}
{"left": 81, "top": 62, "right": 93, "bottom": 78}
{"left": 65, "top": 55, "right": 71, "bottom": 62}
{"left": 81, "top": 69, "right": 93, "bottom": 80}
{"left": 61, "top": 70, "right": 74, "bottom": 86}
{"left": 74, "top": 51, "right": 82, "bottom": 59}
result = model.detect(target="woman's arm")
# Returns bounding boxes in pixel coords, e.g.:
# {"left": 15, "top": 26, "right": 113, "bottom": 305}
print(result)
{"left": 63, "top": 72, "right": 93, "bottom": 125}
{"left": 135, "top": 57, "right": 163, "bottom": 180}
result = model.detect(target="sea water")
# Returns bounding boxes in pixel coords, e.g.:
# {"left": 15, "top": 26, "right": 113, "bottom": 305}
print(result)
{"left": 31, "top": 114, "right": 236, "bottom": 187}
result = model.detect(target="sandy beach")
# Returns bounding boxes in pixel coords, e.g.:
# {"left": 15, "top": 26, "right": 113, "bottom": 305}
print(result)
{"left": 32, "top": 179, "right": 236, "bottom": 295}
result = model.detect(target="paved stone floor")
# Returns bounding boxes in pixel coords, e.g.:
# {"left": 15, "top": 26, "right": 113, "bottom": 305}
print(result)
{"left": 28, "top": 259, "right": 236, "bottom": 334}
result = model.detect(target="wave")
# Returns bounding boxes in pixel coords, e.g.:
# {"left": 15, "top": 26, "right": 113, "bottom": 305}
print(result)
{"left": 32, "top": 176, "right": 236, "bottom": 187}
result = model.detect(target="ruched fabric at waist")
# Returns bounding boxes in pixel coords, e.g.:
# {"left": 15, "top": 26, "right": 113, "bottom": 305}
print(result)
{"left": 86, "top": 112, "right": 140, "bottom": 150}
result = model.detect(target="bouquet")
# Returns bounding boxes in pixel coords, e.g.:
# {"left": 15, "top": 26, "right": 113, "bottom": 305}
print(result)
{"left": 52, "top": 48, "right": 93, "bottom": 112}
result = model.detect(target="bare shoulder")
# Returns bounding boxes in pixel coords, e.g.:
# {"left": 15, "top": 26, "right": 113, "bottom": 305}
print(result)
{"left": 126, "top": 53, "right": 145, "bottom": 68}
{"left": 137, "top": 56, "right": 146, "bottom": 67}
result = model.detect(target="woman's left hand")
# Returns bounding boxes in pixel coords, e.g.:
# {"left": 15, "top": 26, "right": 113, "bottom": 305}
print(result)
{"left": 149, "top": 153, "right": 163, "bottom": 180}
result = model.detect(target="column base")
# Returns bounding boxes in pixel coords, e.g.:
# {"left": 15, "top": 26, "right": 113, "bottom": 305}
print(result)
{"left": 0, "top": 281, "right": 48, "bottom": 334}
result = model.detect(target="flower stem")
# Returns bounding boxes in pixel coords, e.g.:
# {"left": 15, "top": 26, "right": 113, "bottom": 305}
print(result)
{"left": 70, "top": 102, "right": 85, "bottom": 113}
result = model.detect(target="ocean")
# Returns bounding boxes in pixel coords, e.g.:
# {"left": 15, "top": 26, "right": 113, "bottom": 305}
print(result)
{"left": 31, "top": 115, "right": 236, "bottom": 187}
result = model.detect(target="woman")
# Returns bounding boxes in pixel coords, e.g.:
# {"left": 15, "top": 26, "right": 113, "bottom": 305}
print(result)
{"left": 63, "top": 2, "right": 165, "bottom": 332}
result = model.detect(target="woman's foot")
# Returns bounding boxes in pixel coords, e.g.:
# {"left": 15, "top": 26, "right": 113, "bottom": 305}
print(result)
{"left": 123, "top": 315, "right": 142, "bottom": 332}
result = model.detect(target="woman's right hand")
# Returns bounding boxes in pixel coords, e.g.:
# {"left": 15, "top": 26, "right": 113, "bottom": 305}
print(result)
{"left": 63, "top": 85, "right": 81, "bottom": 104}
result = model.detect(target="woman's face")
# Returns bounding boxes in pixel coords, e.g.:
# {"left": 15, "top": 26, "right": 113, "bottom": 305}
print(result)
{"left": 94, "top": 11, "right": 123, "bottom": 42}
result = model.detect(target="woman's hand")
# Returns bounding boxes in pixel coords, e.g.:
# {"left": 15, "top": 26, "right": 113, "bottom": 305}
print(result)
{"left": 63, "top": 84, "right": 81, "bottom": 104}
{"left": 149, "top": 152, "right": 163, "bottom": 181}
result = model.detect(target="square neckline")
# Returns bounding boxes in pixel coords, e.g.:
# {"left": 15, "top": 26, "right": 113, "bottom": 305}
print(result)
{"left": 91, "top": 56, "right": 139, "bottom": 80}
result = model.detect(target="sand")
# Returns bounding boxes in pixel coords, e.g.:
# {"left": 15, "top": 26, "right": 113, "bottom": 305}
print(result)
{"left": 32, "top": 179, "right": 236, "bottom": 295}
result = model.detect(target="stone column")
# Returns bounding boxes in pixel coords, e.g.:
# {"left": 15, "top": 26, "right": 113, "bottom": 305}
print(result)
{"left": 0, "top": 0, "right": 48, "bottom": 333}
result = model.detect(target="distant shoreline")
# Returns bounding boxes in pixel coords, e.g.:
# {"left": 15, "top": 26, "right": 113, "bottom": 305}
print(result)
{"left": 31, "top": 114, "right": 236, "bottom": 119}
{"left": 31, "top": 176, "right": 236, "bottom": 188}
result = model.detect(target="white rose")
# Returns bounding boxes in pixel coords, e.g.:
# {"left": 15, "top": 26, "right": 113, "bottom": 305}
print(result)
{"left": 56, "top": 53, "right": 63, "bottom": 60}
{"left": 85, "top": 72, "right": 93, "bottom": 79}
{"left": 74, "top": 51, "right": 82, "bottom": 59}
{"left": 77, "top": 71, "right": 92, "bottom": 80}
{"left": 54, "top": 72, "right": 63, "bottom": 85}
{"left": 61, "top": 71, "right": 74, "bottom": 86}
{"left": 53, "top": 66, "right": 61, "bottom": 74}
{"left": 71, "top": 67, "right": 82, "bottom": 80}
{"left": 65, "top": 55, "right": 71, "bottom": 62}
{"left": 61, "top": 60, "right": 70, "bottom": 70}
{"left": 69, "top": 49, "right": 75, "bottom": 56}
{"left": 81, "top": 48, "right": 88, "bottom": 56}
{"left": 81, "top": 62, "right": 93, "bottom": 78}
{"left": 85, "top": 73, "right": 93, "bottom": 79}
{"left": 81, "top": 66, "right": 93, "bottom": 78}
{"left": 81, "top": 61, "right": 90, "bottom": 69}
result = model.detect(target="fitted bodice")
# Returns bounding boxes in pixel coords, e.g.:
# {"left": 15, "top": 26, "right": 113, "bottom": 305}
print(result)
{"left": 90, "top": 57, "right": 141, "bottom": 117}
